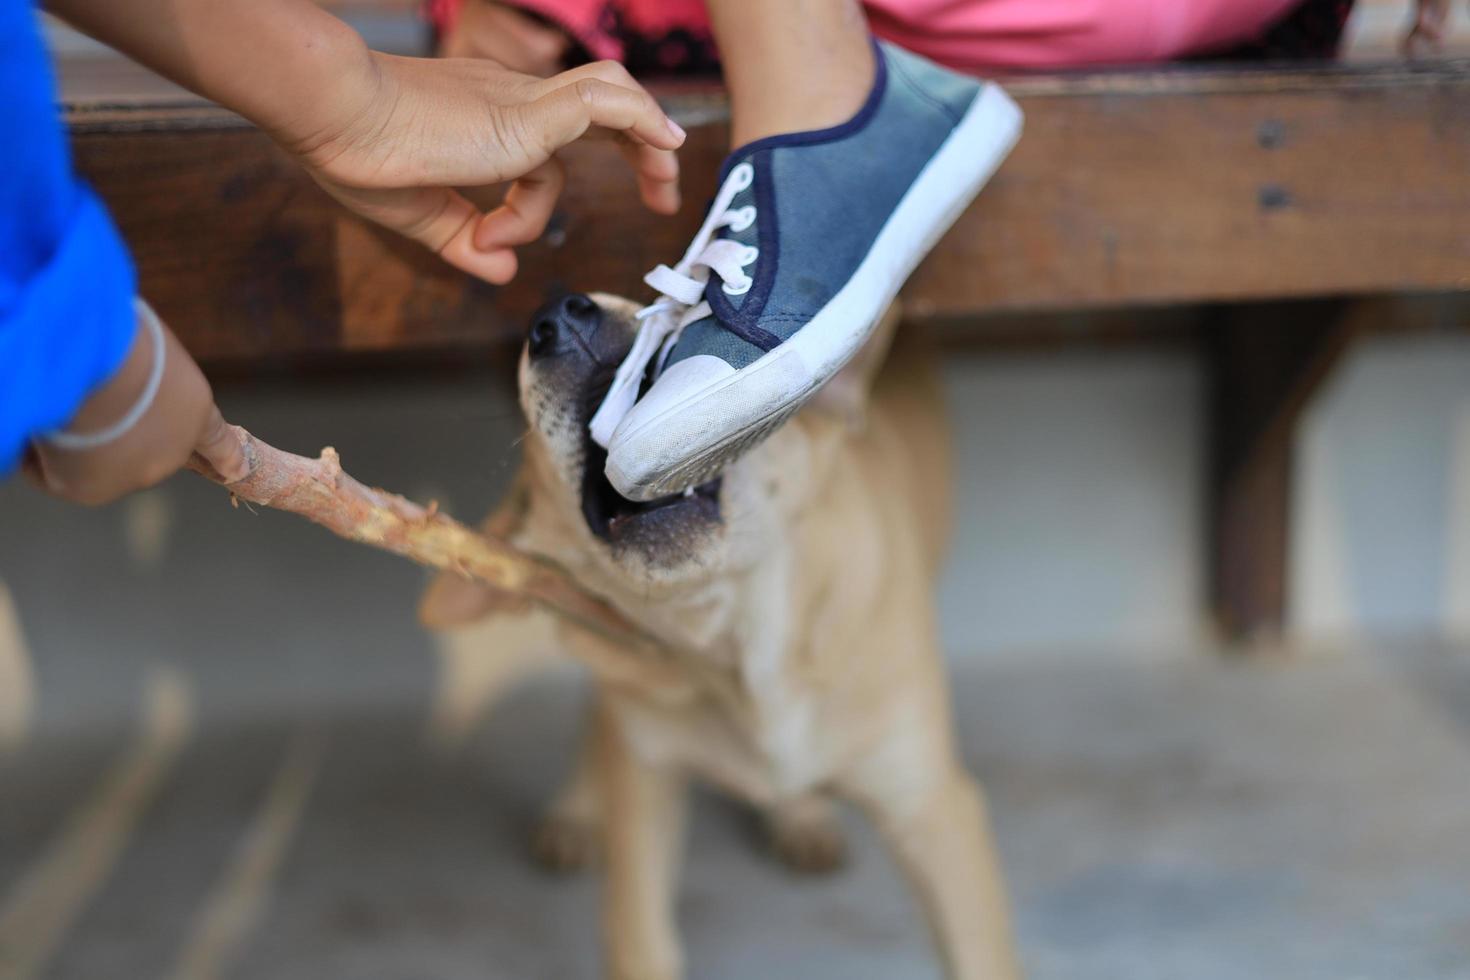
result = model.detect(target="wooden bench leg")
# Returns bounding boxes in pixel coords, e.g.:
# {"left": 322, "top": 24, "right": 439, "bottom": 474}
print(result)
{"left": 1205, "top": 300, "right": 1362, "bottom": 644}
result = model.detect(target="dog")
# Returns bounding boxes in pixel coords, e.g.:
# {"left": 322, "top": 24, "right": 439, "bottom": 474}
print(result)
{"left": 419, "top": 293, "right": 1018, "bottom": 979}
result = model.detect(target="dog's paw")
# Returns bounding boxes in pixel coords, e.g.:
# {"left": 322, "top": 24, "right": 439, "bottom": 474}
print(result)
{"left": 767, "top": 807, "right": 848, "bottom": 875}
{"left": 529, "top": 814, "right": 600, "bottom": 874}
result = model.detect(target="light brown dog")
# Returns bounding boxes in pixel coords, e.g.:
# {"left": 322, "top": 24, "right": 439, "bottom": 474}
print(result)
{"left": 421, "top": 293, "right": 1018, "bottom": 980}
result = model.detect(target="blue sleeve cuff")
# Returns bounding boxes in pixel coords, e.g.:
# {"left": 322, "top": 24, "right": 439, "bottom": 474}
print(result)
{"left": 0, "top": 188, "right": 138, "bottom": 475}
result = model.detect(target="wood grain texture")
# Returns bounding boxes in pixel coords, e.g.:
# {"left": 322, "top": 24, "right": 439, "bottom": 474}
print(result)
{"left": 907, "top": 61, "right": 1470, "bottom": 316}
{"left": 66, "top": 59, "right": 1470, "bottom": 363}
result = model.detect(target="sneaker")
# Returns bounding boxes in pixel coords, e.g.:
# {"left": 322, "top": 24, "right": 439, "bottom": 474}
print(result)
{"left": 590, "top": 39, "right": 1022, "bottom": 500}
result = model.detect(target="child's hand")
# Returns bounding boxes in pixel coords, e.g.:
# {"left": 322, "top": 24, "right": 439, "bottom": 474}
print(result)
{"left": 439, "top": 1, "right": 571, "bottom": 76}
{"left": 47, "top": 0, "right": 681, "bottom": 284}
{"left": 289, "top": 55, "right": 683, "bottom": 284}
{"left": 25, "top": 307, "right": 247, "bottom": 506}
{"left": 1404, "top": 0, "right": 1459, "bottom": 56}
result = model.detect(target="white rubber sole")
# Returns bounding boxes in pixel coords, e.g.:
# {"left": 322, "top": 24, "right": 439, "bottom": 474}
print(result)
{"left": 608, "top": 84, "right": 1024, "bottom": 500}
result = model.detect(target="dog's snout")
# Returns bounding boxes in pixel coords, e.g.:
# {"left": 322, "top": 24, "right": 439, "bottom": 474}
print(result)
{"left": 527, "top": 316, "right": 560, "bottom": 358}
{"left": 564, "top": 293, "right": 598, "bottom": 319}
{"left": 527, "top": 293, "right": 601, "bottom": 360}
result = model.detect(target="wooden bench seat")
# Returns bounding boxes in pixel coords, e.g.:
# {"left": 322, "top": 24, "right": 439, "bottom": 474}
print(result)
{"left": 61, "top": 56, "right": 1470, "bottom": 642}
{"left": 64, "top": 57, "right": 1469, "bottom": 360}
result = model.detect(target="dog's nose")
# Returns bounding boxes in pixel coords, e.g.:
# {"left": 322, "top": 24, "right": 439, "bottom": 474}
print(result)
{"left": 527, "top": 293, "right": 601, "bottom": 360}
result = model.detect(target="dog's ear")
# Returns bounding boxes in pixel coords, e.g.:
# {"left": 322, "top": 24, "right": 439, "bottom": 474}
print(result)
{"left": 807, "top": 301, "right": 902, "bottom": 431}
{"left": 418, "top": 473, "right": 535, "bottom": 630}
{"left": 419, "top": 573, "right": 532, "bottom": 629}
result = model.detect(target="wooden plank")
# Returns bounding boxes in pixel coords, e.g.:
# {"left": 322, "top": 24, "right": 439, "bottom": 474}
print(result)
{"left": 66, "top": 58, "right": 1470, "bottom": 363}
{"left": 906, "top": 60, "right": 1470, "bottom": 315}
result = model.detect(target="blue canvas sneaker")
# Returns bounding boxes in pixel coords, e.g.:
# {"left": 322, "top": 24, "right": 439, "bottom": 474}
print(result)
{"left": 589, "top": 40, "right": 1022, "bottom": 500}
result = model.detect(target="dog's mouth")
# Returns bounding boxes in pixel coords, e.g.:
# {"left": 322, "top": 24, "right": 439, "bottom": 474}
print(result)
{"left": 553, "top": 361, "right": 723, "bottom": 546}
{"left": 580, "top": 440, "right": 721, "bottom": 541}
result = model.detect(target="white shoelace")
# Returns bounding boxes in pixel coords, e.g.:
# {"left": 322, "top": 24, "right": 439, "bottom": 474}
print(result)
{"left": 588, "top": 162, "right": 760, "bottom": 448}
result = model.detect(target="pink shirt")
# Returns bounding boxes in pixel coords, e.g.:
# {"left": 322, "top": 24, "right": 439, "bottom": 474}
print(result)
{"left": 868, "top": 0, "right": 1306, "bottom": 70}
{"left": 430, "top": 0, "right": 1305, "bottom": 71}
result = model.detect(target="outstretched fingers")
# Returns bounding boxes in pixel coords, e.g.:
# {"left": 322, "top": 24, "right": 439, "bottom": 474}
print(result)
{"left": 528, "top": 64, "right": 686, "bottom": 214}
{"left": 535, "top": 62, "right": 685, "bottom": 149}
{"left": 474, "top": 156, "right": 567, "bottom": 253}
{"left": 414, "top": 188, "right": 520, "bottom": 284}
{"left": 322, "top": 60, "right": 690, "bottom": 284}
{"left": 528, "top": 63, "right": 685, "bottom": 216}
{"left": 617, "top": 134, "right": 681, "bottom": 215}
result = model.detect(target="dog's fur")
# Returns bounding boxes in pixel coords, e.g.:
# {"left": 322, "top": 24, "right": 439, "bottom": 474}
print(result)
{"left": 420, "top": 295, "right": 1018, "bottom": 979}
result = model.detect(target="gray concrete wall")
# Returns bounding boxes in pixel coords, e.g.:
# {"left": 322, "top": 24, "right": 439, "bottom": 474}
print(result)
{"left": 934, "top": 334, "right": 1470, "bottom": 657}
{"left": 6, "top": 334, "right": 1469, "bottom": 733}
{"left": 936, "top": 350, "right": 1204, "bottom": 659}
{"left": 1291, "top": 333, "right": 1470, "bottom": 642}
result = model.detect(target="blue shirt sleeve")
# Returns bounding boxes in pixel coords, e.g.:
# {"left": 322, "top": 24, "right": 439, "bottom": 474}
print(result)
{"left": 0, "top": 2, "right": 139, "bottom": 475}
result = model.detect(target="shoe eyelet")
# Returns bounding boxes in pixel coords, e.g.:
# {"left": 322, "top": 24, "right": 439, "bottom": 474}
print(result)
{"left": 729, "top": 162, "right": 754, "bottom": 191}
{"left": 740, "top": 245, "right": 760, "bottom": 266}
{"left": 727, "top": 206, "right": 756, "bottom": 233}
{"left": 722, "top": 276, "right": 753, "bottom": 296}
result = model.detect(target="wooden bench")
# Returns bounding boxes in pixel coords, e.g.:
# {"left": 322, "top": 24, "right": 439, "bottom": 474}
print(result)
{"left": 62, "top": 56, "right": 1470, "bottom": 642}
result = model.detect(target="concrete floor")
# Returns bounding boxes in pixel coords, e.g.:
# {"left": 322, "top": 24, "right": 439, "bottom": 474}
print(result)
{"left": 3, "top": 374, "right": 1470, "bottom": 978}
{"left": 3, "top": 647, "right": 1470, "bottom": 979}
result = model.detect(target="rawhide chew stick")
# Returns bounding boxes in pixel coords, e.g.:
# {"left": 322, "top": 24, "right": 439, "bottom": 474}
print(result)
{"left": 187, "top": 425, "right": 681, "bottom": 688}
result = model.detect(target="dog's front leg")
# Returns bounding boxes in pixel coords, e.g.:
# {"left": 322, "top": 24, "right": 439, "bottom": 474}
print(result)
{"left": 532, "top": 704, "right": 605, "bottom": 872}
{"left": 841, "top": 723, "right": 1020, "bottom": 980}
{"left": 597, "top": 702, "right": 687, "bottom": 980}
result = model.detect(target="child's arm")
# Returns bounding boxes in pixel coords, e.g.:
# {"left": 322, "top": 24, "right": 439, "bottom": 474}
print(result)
{"left": 45, "top": 0, "right": 685, "bottom": 283}
{"left": 24, "top": 303, "right": 249, "bottom": 506}
{"left": 2, "top": 6, "right": 244, "bottom": 501}
{"left": 44, "top": 0, "right": 376, "bottom": 156}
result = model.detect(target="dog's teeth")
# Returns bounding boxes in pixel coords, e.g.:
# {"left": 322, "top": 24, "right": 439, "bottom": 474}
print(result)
{"left": 683, "top": 487, "right": 695, "bottom": 498}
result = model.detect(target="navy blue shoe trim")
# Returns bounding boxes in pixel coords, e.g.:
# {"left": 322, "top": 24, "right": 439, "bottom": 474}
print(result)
{"left": 705, "top": 149, "right": 781, "bottom": 344}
